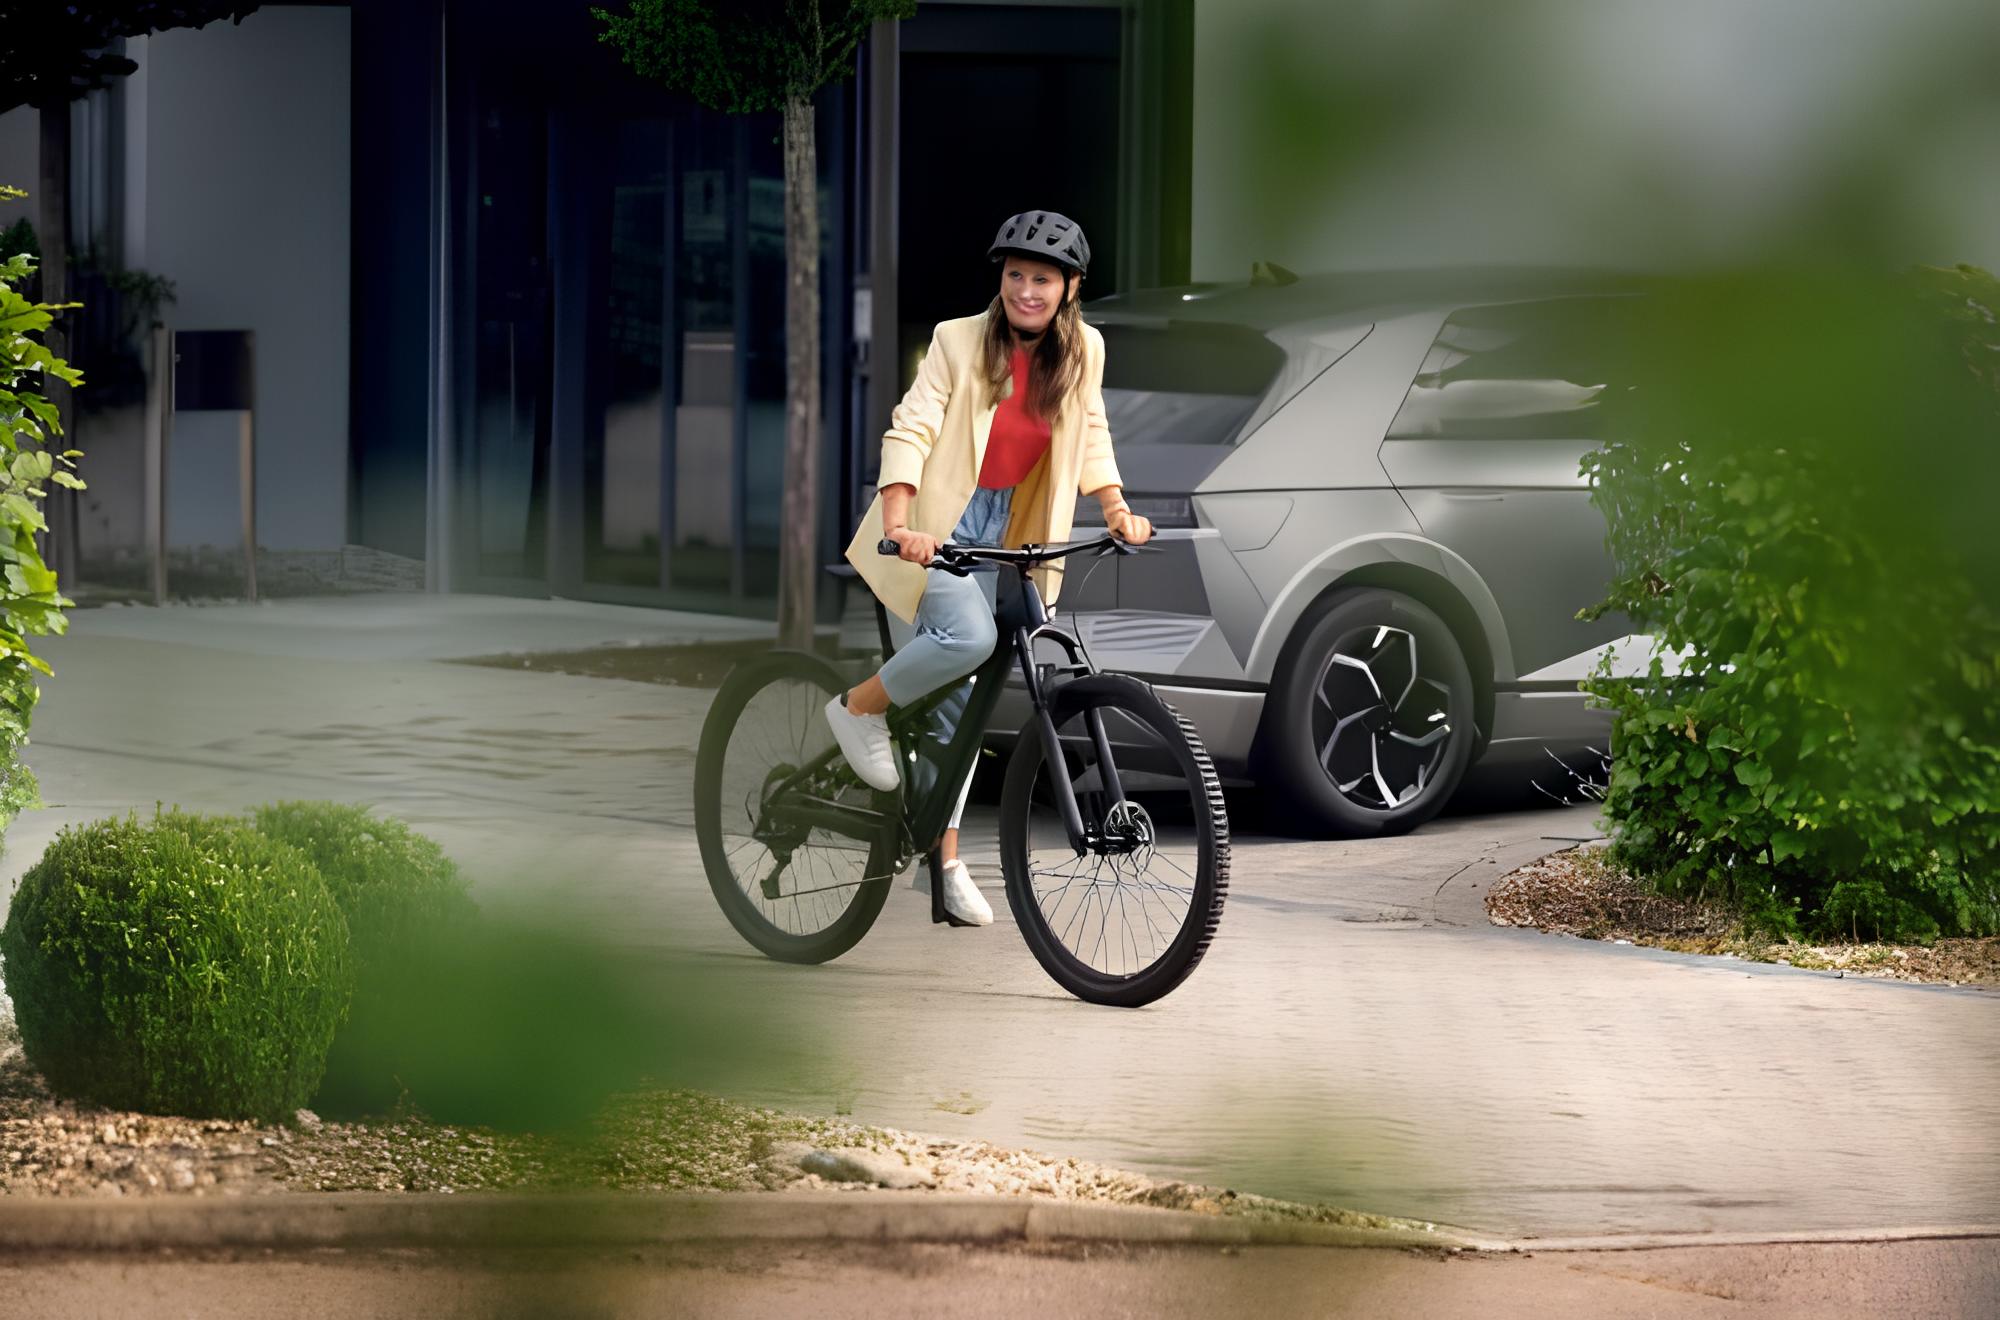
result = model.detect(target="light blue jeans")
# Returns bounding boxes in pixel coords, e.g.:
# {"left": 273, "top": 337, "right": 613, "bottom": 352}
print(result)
{"left": 878, "top": 485, "right": 1013, "bottom": 829}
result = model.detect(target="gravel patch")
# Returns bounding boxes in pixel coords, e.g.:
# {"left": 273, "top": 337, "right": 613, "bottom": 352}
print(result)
{"left": 0, "top": 1003, "right": 1407, "bottom": 1231}
{"left": 1488, "top": 846, "right": 2000, "bottom": 988}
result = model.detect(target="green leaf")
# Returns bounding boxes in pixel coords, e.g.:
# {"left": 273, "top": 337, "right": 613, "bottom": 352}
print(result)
{"left": 0, "top": 493, "right": 44, "bottom": 532}
{"left": 8, "top": 450, "right": 52, "bottom": 484}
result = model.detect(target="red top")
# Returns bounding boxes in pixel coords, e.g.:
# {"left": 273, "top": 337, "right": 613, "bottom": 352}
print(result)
{"left": 978, "top": 348, "right": 1053, "bottom": 489}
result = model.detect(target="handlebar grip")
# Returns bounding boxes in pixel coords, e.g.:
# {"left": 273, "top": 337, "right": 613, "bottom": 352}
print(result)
{"left": 877, "top": 538, "right": 899, "bottom": 556}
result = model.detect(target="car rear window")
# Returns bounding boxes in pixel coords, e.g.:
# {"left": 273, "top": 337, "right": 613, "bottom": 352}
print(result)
{"left": 1095, "top": 322, "right": 1285, "bottom": 446}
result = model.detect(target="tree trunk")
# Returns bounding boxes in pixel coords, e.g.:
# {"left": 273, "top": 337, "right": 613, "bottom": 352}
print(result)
{"left": 777, "top": 94, "right": 821, "bottom": 652}
{"left": 37, "top": 104, "right": 78, "bottom": 588}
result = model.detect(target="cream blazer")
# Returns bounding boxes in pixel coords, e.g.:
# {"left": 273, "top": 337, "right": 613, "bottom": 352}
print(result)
{"left": 843, "top": 314, "right": 1123, "bottom": 623}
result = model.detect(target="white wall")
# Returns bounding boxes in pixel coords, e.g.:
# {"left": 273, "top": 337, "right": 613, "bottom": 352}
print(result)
{"left": 1191, "top": 0, "right": 2000, "bottom": 281}
{"left": 136, "top": 8, "right": 352, "bottom": 552}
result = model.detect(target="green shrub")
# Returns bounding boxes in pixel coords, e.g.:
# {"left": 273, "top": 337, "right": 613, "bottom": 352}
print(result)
{"left": 1583, "top": 266, "right": 2000, "bottom": 942}
{"left": 0, "top": 810, "right": 352, "bottom": 1120}
{"left": 249, "top": 801, "right": 476, "bottom": 1116}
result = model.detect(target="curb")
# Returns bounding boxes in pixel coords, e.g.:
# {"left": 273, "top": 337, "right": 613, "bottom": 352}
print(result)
{"left": 1480, "top": 1225, "right": 2000, "bottom": 1254}
{"left": 0, "top": 1192, "right": 1466, "bottom": 1254}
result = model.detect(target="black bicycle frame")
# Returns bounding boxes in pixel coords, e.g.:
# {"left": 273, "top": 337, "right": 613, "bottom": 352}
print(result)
{"left": 891, "top": 565, "right": 1127, "bottom": 858}
{"left": 762, "top": 547, "right": 1133, "bottom": 871}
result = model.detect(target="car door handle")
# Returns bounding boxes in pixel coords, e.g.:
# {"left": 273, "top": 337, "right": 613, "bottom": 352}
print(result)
{"left": 1439, "top": 491, "right": 1506, "bottom": 502}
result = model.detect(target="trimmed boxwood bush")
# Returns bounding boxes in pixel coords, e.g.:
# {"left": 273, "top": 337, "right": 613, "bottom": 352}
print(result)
{"left": 249, "top": 801, "right": 476, "bottom": 1116}
{"left": 1583, "top": 266, "right": 2000, "bottom": 941}
{"left": 0, "top": 810, "right": 352, "bottom": 1121}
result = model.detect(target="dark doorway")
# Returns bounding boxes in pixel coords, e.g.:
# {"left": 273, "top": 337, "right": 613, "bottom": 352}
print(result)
{"left": 897, "top": 5, "right": 1124, "bottom": 375}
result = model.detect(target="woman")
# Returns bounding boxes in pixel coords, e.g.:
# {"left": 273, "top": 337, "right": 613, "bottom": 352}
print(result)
{"left": 827, "top": 210, "right": 1154, "bottom": 926}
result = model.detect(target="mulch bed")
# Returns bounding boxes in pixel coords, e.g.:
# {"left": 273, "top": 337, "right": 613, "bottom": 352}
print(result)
{"left": 1487, "top": 846, "right": 2000, "bottom": 988}
{"left": 454, "top": 638, "right": 850, "bottom": 691}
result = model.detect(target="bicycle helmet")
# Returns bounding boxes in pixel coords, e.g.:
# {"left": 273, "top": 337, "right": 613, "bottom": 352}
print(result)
{"left": 988, "top": 210, "right": 1091, "bottom": 277}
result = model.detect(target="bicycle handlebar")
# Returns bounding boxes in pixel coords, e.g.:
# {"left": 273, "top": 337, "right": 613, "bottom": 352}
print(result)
{"left": 876, "top": 532, "right": 1152, "bottom": 573}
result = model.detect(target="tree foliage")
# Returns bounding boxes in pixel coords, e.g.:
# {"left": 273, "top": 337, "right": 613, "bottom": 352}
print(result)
{"left": 0, "top": 2, "right": 263, "bottom": 111}
{"left": 591, "top": 0, "right": 914, "bottom": 110}
{"left": 1583, "top": 265, "right": 2000, "bottom": 942}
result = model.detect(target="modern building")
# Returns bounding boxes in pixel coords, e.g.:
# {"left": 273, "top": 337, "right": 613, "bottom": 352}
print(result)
{"left": 17, "top": 1, "right": 1959, "bottom": 618}
{"left": 0, "top": 0, "right": 1195, "bottom": 618}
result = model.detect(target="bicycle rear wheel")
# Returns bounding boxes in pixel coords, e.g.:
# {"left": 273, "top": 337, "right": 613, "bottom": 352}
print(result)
{"left": 694, "top": 652, "right": 895, "bottom": 963}
{"left": 999, "top": 674, "right": 1229, "bottom": 1007}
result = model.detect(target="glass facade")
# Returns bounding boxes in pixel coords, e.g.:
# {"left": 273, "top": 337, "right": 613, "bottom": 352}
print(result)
{"left": 342, "top": 0, "right": 1187, "bottom": 618}
{"left": 430, "top": 0, "right": 853, "bottom": 616}
{"left": 587, "top": 116, "right": 668, "bottom": 590}
{"left": 465, "top": 99, "right": 551, "bottom": 584}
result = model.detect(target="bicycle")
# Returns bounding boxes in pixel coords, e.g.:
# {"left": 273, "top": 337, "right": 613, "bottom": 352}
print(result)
{"left": 693, "top": 532, "right": 1230, "bottom": 1007}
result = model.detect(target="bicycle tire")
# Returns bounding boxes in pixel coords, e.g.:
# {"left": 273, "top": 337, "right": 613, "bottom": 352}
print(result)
{"left": 694, "top": 651, "right": 895, "bottom": 964}
{"left": 999, "top": 674, "right": 1229, "bottom": 1006}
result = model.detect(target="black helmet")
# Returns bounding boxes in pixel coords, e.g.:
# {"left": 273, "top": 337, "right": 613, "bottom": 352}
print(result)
{"left": 988, "top": 210, "right": 1090, "bottom": 277}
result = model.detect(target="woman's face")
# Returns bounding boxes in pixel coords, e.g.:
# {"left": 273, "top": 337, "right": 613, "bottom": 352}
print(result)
{"left": 999, "top": 257, "right": 1077, "bottom": 336}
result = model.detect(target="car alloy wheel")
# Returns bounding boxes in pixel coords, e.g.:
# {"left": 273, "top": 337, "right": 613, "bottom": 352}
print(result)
{"left": 1256, "top": 587, "right": 1477, "bottom": 838}
{"left": 1309, "top": 624, "right": 1454, "bottom": 811}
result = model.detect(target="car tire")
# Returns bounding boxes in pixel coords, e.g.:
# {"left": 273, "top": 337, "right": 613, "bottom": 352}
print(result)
{"left": 1254, "top": 587, "right": 1478, "bottom": 838}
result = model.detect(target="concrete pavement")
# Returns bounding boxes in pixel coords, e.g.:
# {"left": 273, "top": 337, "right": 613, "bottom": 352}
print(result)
{"left": 0, "top": 1187, "right": 1993, "bottom": 1318}
{"left": 6, "top": 594, "right": 1998, "bottom": 1242}
{"left": 5, "top": 1236, "right": 1998, "bottom": 1319}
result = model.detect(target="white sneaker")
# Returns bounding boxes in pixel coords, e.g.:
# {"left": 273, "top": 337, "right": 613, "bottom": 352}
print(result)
{"left": 824, "top": 695, "right": 900, "bottom": 792}
{"left": 940, "top": 859, "right": 993, "bottom": 926}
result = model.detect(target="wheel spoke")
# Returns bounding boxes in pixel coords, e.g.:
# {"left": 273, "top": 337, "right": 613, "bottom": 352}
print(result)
{"left": 1371, "top": 734, "right": 1402, "bottom": 808}
{"left": 1328, "top": 652, "right": 1381, "bottom": 700}
{"left": 1318, "top": 710, "right": 1369, "bottom": 774}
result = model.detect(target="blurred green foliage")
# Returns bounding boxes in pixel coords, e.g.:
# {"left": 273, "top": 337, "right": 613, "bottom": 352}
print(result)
{"left": 0, "top": 810, "right": 353, "bottom": 1121}
{"left": 0, "top": 191, "right": 84, "bottom": 854}
{"left": 250, "top": 801, "right": 477, "bottom": 1118}
{"left": 356, "top": 915, "right": 665, "bottom": 1132}
{"left": 1583, "top": 265, "right": 2000, "bottom": 941}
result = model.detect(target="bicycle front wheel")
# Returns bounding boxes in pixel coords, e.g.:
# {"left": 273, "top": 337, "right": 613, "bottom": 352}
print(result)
{"left": 999, "top": 675, "right": 1229, "bottom": 1007}
{"left": 694, "top": 652, "right": 895, "bottom": 964}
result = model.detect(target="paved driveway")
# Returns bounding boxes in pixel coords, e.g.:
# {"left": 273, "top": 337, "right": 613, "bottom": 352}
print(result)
{"left": 6, "top": 599, "right": 1996, "bottom": 1239}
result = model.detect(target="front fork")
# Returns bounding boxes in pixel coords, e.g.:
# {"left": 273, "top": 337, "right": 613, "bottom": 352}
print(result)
{"left": 1011, "top": 624, "right": 1125, "bottom": 856}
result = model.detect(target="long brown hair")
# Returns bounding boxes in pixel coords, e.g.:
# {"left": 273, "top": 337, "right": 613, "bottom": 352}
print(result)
{"left": 981, "top": 266, "right": 1086, "bottom": 424}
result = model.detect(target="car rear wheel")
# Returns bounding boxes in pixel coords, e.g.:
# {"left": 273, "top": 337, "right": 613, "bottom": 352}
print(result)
{"left": 1255, "top": 587, "right": 1477, "bottom": 837}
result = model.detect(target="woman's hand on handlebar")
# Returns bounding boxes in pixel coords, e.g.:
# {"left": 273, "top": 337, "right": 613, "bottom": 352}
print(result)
{"left": 886, "top": 527, "right": 941, "bottom": 566}
{"left": 1107, "top": 509, "right": 1154, "bottom": 546}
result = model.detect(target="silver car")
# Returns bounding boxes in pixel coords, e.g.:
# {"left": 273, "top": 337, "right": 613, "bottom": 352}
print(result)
{"left": 989, "top": 268, "right": 1651, "bottom": 837}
